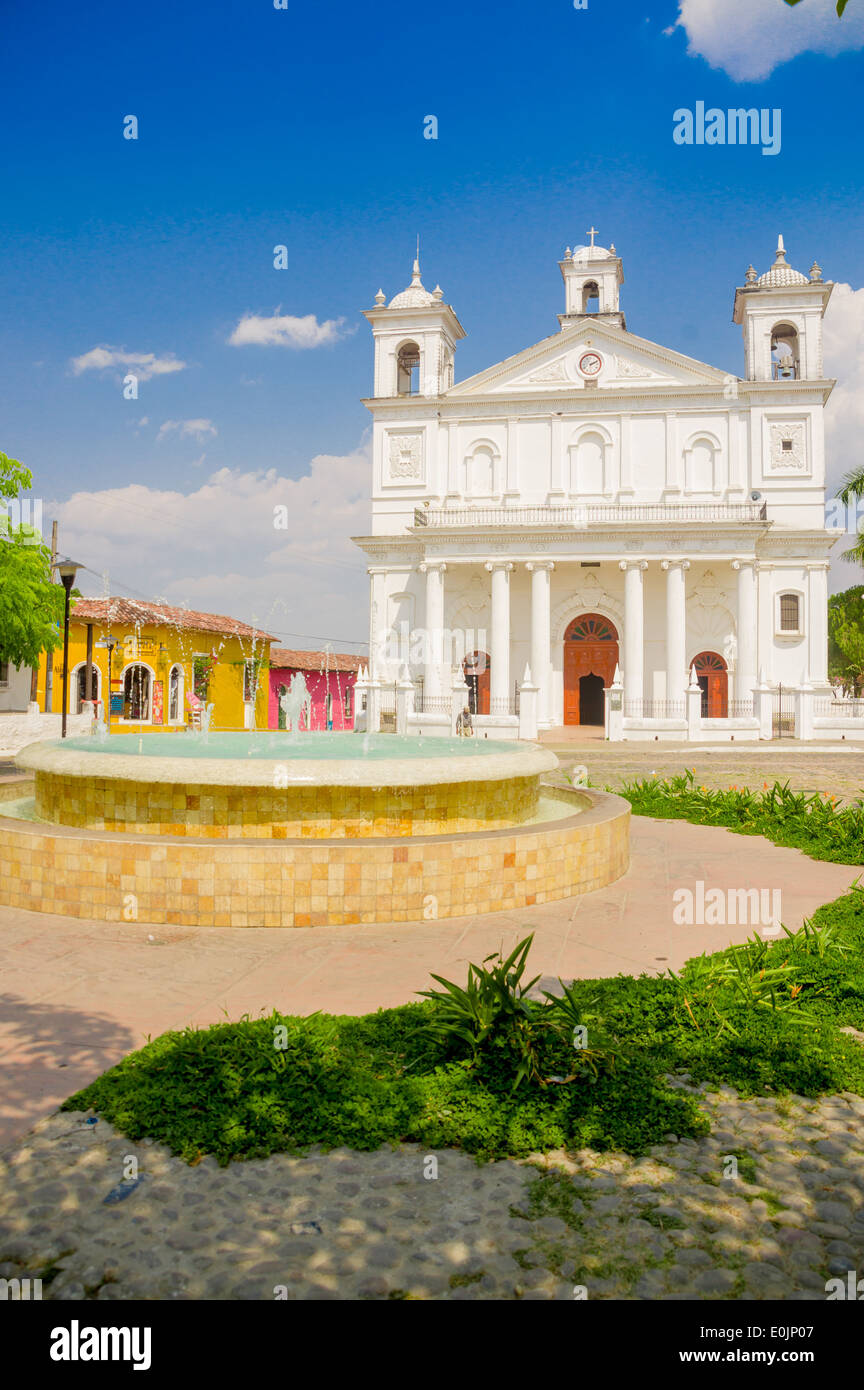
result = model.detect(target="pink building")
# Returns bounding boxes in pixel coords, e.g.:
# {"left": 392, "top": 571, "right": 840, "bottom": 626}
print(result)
{"left": 268, "top": 649, "right": 362, "bottom": 731}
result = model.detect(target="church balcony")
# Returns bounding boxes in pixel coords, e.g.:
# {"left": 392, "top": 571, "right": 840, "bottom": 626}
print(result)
{"left": 414, "top": 501, "right": 767, "bottom": 529}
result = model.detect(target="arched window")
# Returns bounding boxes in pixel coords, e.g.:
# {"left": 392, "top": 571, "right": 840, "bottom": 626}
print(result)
{"left": 168, "top": 663, "right": 184, "bottom": 723}
{"left": 123, "top": 664, "right": 151, "bottom": 721}
{"left": 582, "top": 281, "right": 600, "bottom": 313}
{"left": 565, "top": 614, "right": 618, "bottom": 643}
{"left": 684, "top": 437, "right": 717, "bottom": 494}
{"left": 73, "top": 662, "right": 101, "bottom": 713}
{"left": 397, "top": 342, "right": 421, "bottom": 395}
{"left": 779, "top": 592, "right": 801, "bottom": 633}
{"left": 570, "top": 431, "right": 606, "bottom": 495}
{"left": 771, "top": 323, "right": 800, "bottom": 380}
{"left": 467, "top": 445, "right": 495, "bottom": 496}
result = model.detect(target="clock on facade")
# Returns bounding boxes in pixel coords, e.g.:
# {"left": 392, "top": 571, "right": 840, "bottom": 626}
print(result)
{"left": 578, "top": 351, "right": 603, "bottom": 377}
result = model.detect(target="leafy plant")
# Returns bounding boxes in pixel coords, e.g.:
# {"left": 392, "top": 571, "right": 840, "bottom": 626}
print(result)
{"left": 619, "top": 770, "right": 864, "bottom": 866}
{"left": 785, "top": 0, "right": 849, "bottom": 14}
{"left": 418, "top": 936, "right": 544, "bottom": 1089}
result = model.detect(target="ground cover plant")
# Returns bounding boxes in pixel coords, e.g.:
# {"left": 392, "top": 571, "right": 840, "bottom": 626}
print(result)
{"left": 64, "top": 889, "right": 864, "bottom": 1167}
{"left": 618, "top": 770, "right": 864, "bottom": 864}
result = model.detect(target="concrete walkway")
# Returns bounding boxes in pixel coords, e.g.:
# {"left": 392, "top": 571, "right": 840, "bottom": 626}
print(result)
{"left": 0, "top": 815, "right": 856, "bottom": 1152}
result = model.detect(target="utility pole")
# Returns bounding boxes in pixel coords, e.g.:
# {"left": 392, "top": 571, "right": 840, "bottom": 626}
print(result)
{"left": 44, "top": 520, "right": 58, "bottom": 712}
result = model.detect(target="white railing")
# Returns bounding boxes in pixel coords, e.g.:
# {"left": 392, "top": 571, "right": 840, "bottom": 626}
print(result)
{"left": 624, "top": 700, "right": 687, "bottom": 719}
{"left": 417, "top": 502, "right": 766, "bottom": 529}
{"left": 815, "top": 698, "right": 864, "bottom": 719}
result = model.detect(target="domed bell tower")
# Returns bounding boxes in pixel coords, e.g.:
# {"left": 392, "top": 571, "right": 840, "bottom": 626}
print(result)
{"left": 558, "top": 227, "right": 626, "bottom": 330}
{"left": 363, "top": 253, "right": 465, "bottom": 398}
{"left": 733, "top": 236, "right": 833, "bottom": 382}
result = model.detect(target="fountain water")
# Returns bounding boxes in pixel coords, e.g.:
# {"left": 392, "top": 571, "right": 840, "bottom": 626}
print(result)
{"left": 279, "top": 673, "right": 311, "bottom": 740}
{"left": 201, "top": 702, "right": 215, "bottom": 740}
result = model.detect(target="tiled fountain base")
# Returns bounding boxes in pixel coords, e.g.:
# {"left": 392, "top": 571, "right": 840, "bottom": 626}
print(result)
{"left": 0, "top": 786, "right": 629, "bottom": 928}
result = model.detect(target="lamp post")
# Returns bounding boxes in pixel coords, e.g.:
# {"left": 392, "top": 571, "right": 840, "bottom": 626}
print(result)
{"left": 56, "top": 559, "right": 81, "bottom": 738}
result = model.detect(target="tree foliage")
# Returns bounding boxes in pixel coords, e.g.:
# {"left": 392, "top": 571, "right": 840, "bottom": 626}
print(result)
{"left": 785, "top": 0, "right": 850, "bottom": 14}
{"left": 828, "top": 586, "right": 864, "bottom": 693}
{"left": 0, "top": 450, "right": 65, "bottom": 669}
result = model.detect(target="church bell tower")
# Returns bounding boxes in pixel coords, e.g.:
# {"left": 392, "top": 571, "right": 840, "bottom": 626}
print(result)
{"left": 558, "top": 228, "right": 626, "bottom": 330}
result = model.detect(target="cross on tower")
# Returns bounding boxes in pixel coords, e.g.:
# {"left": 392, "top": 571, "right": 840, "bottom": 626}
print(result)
{"left": 587, "top": 226, "right": 598, "bottom": 248}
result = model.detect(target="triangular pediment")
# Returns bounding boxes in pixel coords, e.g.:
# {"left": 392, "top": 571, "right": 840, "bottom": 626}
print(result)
{"left": 445, "top": 320, "right": 731, "bottom": 398}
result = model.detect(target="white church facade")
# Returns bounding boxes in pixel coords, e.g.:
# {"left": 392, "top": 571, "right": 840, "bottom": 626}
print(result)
{"left": 352, "top": 233, "right": 844, "bottom": 742}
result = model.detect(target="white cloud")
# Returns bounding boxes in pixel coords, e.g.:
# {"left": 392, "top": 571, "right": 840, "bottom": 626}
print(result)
{"left": 669, "top": 0, "right": 864, "bottom": 82}
{"left": 70, "top": 345, "right": 187, "bottom": 381}
{"left": 157, "top": 418, "right": 218, "bottom": 443}
{"left": 51, "top": 444, "right": 372, "bottom": 648}
{"left": 823, "top": 281, "right": 864, "bottom": 590}
{"left": 228, "top": 311, "right": 352, "bottom": 349}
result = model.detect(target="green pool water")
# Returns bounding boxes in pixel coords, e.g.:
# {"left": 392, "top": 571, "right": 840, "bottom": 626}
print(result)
{"left": 58, "top": 732, "right": 522, "bottom": 761}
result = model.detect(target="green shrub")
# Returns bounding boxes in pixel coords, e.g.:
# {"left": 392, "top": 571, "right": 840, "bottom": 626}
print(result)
{"left": 619, "top": 771, "right": 864, "bottom": 864}
{"left": 63, "top": 887, "right": 864, "bottom": 1166}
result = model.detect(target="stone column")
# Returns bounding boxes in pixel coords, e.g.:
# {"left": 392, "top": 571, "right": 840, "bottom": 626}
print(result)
{"left": 605, "top": 665, "right": 624, "bottom": 741}
{"left": 367, "top": 568, "right": 387, "bottom": 681}
{"left": 517, "top": 663, "right": 538, "bottom": 741}
{"left": 661, "top": 559, "right": 690, "bottom": 706}
{"left": 619, "top": 560, "right": 647, "bottom": 709}
{"left": 732, "top": 559, "right": 758, "bottom": 705}
{"left": 485, "top": 560, "right": 513, "bottom": 714}
{"left": 419, "top": 561, "right": 447, "bottom": 698}
{"left": 525, "top": 561, "right": 555, "bottom": 728}
{"left": 686, "top": 665, "right": 702, "bottom": 741}
{"left": 807, "top": 562, "right": 830, "bottom": 688}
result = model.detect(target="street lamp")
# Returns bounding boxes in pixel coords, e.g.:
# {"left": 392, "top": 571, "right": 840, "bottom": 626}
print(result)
{"left": 56, "top": 559, "right": 81, "bottom": 739}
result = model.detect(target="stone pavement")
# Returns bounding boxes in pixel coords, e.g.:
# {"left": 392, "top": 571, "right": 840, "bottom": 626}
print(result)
{"left": 1, "top": 1085, "right": 861, "bottom": 1300}
{"left": 541, "top": 735, "right": 864, "bottom": 805}
{"left": 0, "top": 817, "right": 856, "bottom": 1151}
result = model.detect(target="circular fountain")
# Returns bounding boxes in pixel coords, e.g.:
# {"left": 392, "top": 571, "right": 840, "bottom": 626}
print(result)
{"left": 17, "top": 733, "right": 557, "bottom": 838}
{"left": 3, "top": 733, "right": 630, "bottom": 928}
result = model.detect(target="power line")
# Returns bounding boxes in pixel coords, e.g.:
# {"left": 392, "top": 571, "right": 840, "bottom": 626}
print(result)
{"left": 74, "top": 564, "right": 369, "bottom": 651}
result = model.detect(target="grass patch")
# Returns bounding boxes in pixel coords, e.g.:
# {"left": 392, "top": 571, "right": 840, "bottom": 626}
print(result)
{"left": 618, "top": 770, "right": 864, "bottom": 864}
{"left": 63, "top": 885, "right": 864, "bottom": 1168}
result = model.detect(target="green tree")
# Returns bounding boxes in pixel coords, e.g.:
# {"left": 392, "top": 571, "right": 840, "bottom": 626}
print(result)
{"left": 0, "top": 451, "right": 66, "bottom": 669}
{"left": 835, "top": 468, "right": 864, "bottom": 566}
{"left": 828, "top": 586, "right": 864, "bottom": 693}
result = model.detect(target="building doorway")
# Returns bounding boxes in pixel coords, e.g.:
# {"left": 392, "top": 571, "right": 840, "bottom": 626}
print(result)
{"left": 74, "top": 663, "right": 100, "bottom": 713}
{"left": 578, "top": 673, "right": 605, "bottom": 725}
{"left": 564, "top": 614, "right": 619, "bottom": 725}
{"left": 462, "top": 651, "right": 490, "bottom": 715}
{"left": 123, "top": 664, "right": 152, "bottom": 721}
{"left": 693, "top": 651, "right": 728, "bottom": 718}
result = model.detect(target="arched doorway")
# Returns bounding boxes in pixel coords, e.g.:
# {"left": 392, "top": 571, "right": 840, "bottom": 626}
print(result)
{"left": 693, "top": 651, "right": 728, "bottom": 718}
{"left": 462, "top": 651, "right": 490, "bottom": 715}
{"left": 123, "top": 664, "right": 152, "bottom": 721}
{"left": 73, "top": 662, "right": 100, "bottom": 714}
{"left": 564, "top": 614, "right": 619, "bottom": 726}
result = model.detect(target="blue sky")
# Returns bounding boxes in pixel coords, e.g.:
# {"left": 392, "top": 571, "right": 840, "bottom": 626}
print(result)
{"left": 2, "top": 0, "right": 863, "bottom": 647}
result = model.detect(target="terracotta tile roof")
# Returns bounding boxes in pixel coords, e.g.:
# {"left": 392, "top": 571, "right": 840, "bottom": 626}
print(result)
{"left": 270, "top": 647, "right": 363, "bottom": 674}
{"left": 70, "top": 597, "right": 278, "bottom": 643}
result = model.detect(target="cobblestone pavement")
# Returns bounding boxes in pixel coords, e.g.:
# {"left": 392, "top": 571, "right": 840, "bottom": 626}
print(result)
{"left": 1, "top": 1084, "right": 862, "bottom": 1301}
{"left": 542, "top": 741, "right": 864, "bottom": 805}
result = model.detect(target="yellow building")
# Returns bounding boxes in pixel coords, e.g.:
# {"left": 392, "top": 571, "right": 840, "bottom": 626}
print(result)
{"left": 36, "top": 598, "right": 276, "bottom": 733}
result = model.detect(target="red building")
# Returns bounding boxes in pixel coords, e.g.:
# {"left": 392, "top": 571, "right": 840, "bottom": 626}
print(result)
{"left": 268, "top": 649, "right": 362, "bottom": 731}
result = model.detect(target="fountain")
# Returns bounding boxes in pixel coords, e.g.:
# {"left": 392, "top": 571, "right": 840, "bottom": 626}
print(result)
{"left": 8, "top": 731, "right": 630, "bottom": 929}
{"left": 279, "top": 673, "right": 311, "bottom": 739}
